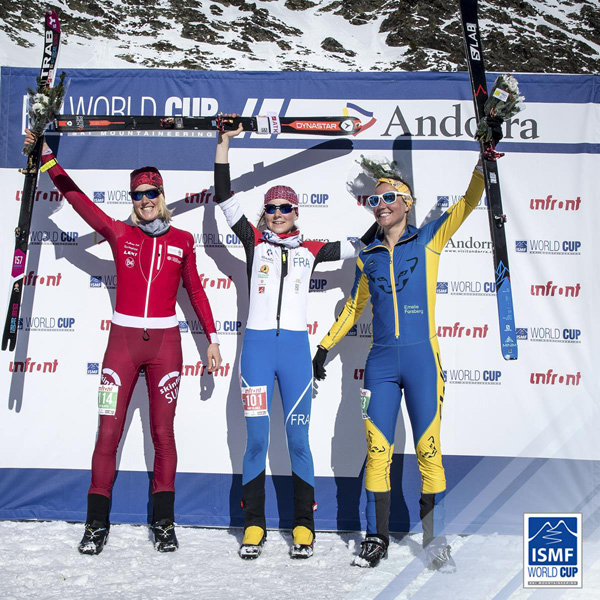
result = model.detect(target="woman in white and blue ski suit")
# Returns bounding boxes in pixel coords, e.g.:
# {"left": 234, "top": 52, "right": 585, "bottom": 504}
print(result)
{"left": 214, "top": 120, "right": 376, "bottom": 559}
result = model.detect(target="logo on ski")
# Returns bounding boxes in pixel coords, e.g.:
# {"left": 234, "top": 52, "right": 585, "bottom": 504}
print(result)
{"left": 465, "top": 22, "right": 481, "bottom": 61}
{"left": 54, "top": 113, "right": 365, "bottom": 137}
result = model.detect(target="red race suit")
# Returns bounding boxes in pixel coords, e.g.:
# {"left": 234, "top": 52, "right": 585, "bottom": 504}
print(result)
{"left": 42, "top": 153, "right": 218, "bottom": 497}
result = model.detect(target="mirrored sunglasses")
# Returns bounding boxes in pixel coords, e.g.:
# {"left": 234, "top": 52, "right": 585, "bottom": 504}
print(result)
{"left": 130, "top": 188, "right": 162, "bottom": 202}
{"left": 366, "top": 191, "right": 411, "bottom": 208}
{"left": 264, "top": 203, "right": 295, "bottom": 215}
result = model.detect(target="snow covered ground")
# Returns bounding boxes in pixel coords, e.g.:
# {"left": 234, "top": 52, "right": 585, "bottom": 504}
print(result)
{"left": 1, "top": 521, "right": 598, "bottom": 600}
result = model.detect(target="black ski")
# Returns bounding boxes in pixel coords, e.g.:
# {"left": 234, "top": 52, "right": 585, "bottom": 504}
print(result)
{"left": 2, "top": 11, "right": 61, "bottom": 352}
{"left": 54, "top": 114, "right": 363, "bottom": 136}
{"left": 459, "top": 0, "right": 518, "bottom": 360}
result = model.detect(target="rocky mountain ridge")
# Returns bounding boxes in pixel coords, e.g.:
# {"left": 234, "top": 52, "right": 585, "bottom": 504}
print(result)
{"left": 1, "top": 0, "right": 599, "bottom": 73}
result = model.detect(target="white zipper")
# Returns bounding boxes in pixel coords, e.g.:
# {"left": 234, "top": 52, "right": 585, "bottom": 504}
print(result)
{"left": 143, "top": 237, "right": 157, "bottom": 319}
{"left": 156, "top": 244, "right": 163, "bottom": 270}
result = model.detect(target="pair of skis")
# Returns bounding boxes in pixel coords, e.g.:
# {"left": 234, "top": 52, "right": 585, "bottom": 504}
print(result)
{"left": 2, "top": 11, "right": 61, "bottom": 352}
{"left": 0, "top": 18, "right": 360, "bottom": 354}
{"left": 460, "top": 0, "right": 518, "bottom": 360}
{"left": 3, "top": 2, "right": 517, "bottom": 361}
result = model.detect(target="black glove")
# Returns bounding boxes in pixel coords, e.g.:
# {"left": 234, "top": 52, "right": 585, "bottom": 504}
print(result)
{"left": 486, "top": 115, "right": 504, "bottom": 146}
{"left": 312, "top": 346, "right": 328, "bottom": 381}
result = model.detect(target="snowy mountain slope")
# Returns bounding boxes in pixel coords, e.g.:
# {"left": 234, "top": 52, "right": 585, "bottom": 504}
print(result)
{"left": 1, "top": 0, "right": 598, "bottom": 72}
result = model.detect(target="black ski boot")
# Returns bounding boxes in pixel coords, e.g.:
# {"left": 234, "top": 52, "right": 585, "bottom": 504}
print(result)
{"left": 239, "top": 472, "right": 267, "bottom": 559}
{"left": 79, "top": 493, "right": 110, "bottom": 555}
{"left": 150, "top": 519, "right": 179, "bottom": 552}
{"left": 425, "top": 539, "right": 456, "bottom": 573}
{"left": 420, "top": 492, "right": 455, "bottom": 572}
{"left": 289, "top": 474, "right": 315, "bottom": 559}
{"left": 78, "top": 520, "right": 110, "bottom": 555}
{"left": 353, "top": 535, "right": 388, "bottom": 568}
{"left": 150, "top": 491, "right": 178, "bottom": 552}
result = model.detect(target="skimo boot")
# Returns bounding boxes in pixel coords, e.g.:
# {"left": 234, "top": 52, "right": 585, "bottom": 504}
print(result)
{"left": 290, "top": 525, "right": 314, "bottom": 559}
{"left": 239, "top": 525, "right": 266, "bottom": 559}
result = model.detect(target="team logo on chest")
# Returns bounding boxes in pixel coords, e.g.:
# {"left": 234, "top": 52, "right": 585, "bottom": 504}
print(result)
{"left": 167, "top": 244, "right": 183, "bottom": 264}
{"left": 123, "top": 241, "right": 139, "bottom": 257}
{"left": 123, "top": 240, "right": 139, "bottom": 268}
{"left": 261, "top": 247, "right": 275, "bottom": 263}
{"left": 368, "top": 256, "right": 419, "bottom": 294}
{"left": 167, "top": 245, "right": 183, "bottom": 258}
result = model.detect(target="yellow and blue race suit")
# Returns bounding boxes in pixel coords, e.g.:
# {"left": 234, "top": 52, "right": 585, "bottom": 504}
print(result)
{"left": 319, "top": 168, "right": 485, "bottom": 546}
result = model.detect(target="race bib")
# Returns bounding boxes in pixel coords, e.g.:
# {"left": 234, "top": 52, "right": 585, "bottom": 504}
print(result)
{"left": 360, "top": 388, "right": 371, "bottom": 420}
{"left": 98, "top": 384, "right": 118, "bottom": 416}
{"left": 242, "top": 386, "right": 268, "bottom": 417}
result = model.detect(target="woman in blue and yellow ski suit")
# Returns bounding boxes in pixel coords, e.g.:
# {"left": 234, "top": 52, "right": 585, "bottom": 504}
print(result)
{"left": 315, "top": 164, "right": 485, "bottom": 567}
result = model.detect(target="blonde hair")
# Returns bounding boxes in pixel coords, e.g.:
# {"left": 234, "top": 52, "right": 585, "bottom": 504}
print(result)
{"left": 131, "top": 192, "right": 172, "bottom": 225}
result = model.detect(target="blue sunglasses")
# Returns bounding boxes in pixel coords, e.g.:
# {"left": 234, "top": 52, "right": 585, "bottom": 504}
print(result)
{"left": 264, "top": 204, "right": 295, "bottom": 215}
{"left": 130, "top": 188, "right": 162, "bottom": 202}
{"left": 367, "top": 191, "right": 411, "bottom": 208}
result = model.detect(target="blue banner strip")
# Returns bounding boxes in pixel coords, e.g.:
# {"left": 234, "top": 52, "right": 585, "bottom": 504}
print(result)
{"left": 2, "top": 67, "right": 598, "bottom": 170}
{"left": 1, "top": 456, "right": 596, "bottom": 534}
{"left": 2, "top": 67, "right": 598, "bottom": 102}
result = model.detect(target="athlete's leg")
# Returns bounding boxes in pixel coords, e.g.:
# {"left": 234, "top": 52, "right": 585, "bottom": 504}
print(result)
{"left": 144, "top": 327, "right": 183, "bottom": 522}
{"left": 239, "top": 329, "right": 276, "bottom": 533}
{"left": 88, "top": 325, "right": 141, "bottom": 503}
{"left": 363, "top": 344, "right": 402, "bottom": 547}
{"left": 276, "top": 330, "right": 315, "bottom": 535}
{"left": 400, "top": 338, "right": 446, "bottom": 547}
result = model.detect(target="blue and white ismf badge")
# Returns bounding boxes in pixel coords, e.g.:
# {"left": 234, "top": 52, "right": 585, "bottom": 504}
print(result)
{"left": 524, "top": 513, "right": 582, "bottom": 589}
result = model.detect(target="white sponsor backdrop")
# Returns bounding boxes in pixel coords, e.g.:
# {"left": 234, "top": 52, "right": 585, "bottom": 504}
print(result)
{"left": 0, "top": 72, "right": 599, "bottom": 523}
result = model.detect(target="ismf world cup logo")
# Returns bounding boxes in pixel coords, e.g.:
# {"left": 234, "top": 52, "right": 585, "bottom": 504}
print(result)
{"left": 524, "top": 513, "right": 582, "bottom": 588}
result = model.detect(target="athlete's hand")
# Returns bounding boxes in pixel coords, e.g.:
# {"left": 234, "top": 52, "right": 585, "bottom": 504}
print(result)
{"left": 485, "top": 115, "right": 504, "bottom": 146}
{"left": 24, "top": 129, "right": 51, "bottom": 154}
{"left": 217, "top": 113, "right": 244, "bottom": 141}
{"left": 206, "top": 343, "right": 222, "bottom": 374}
{"left": 312, "top": 346, "right": 328, "bottom": 381}
{"left": 215, "top": 114, "right": 243, "bottom": 164}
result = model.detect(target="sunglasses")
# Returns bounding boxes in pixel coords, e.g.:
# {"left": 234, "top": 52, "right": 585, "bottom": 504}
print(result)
{"left": 264, "top": 204, "right": 295, "bottom": 215}
{"left": 130, "top": 188, "right": 162, "bottom": 202}
{"left": 366, "top": 191, "right": 412, "bottom": 208}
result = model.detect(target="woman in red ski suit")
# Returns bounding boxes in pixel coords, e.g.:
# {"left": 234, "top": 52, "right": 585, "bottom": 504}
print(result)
{"left": 27, "top": 131, "right": 221, "bottom": 554}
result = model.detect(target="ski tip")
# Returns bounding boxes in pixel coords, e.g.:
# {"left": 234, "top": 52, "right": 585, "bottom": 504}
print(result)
{"left": 45, "top": 11, "right": 61, "bottom": 32}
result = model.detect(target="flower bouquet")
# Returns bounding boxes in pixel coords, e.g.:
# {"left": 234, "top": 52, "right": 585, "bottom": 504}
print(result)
{"left": 23, "top": 71, "right": 67, "bottom": 155}
{"left": 475, "top": 74, "right": 525, "bottom": 144}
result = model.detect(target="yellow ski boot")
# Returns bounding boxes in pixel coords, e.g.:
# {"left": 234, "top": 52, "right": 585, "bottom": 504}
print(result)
{"left": 290, "top": 525, "right": 314, "bottom": 559}
{"left": 239, "top": 526, "right": 266, "bottom": 560}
